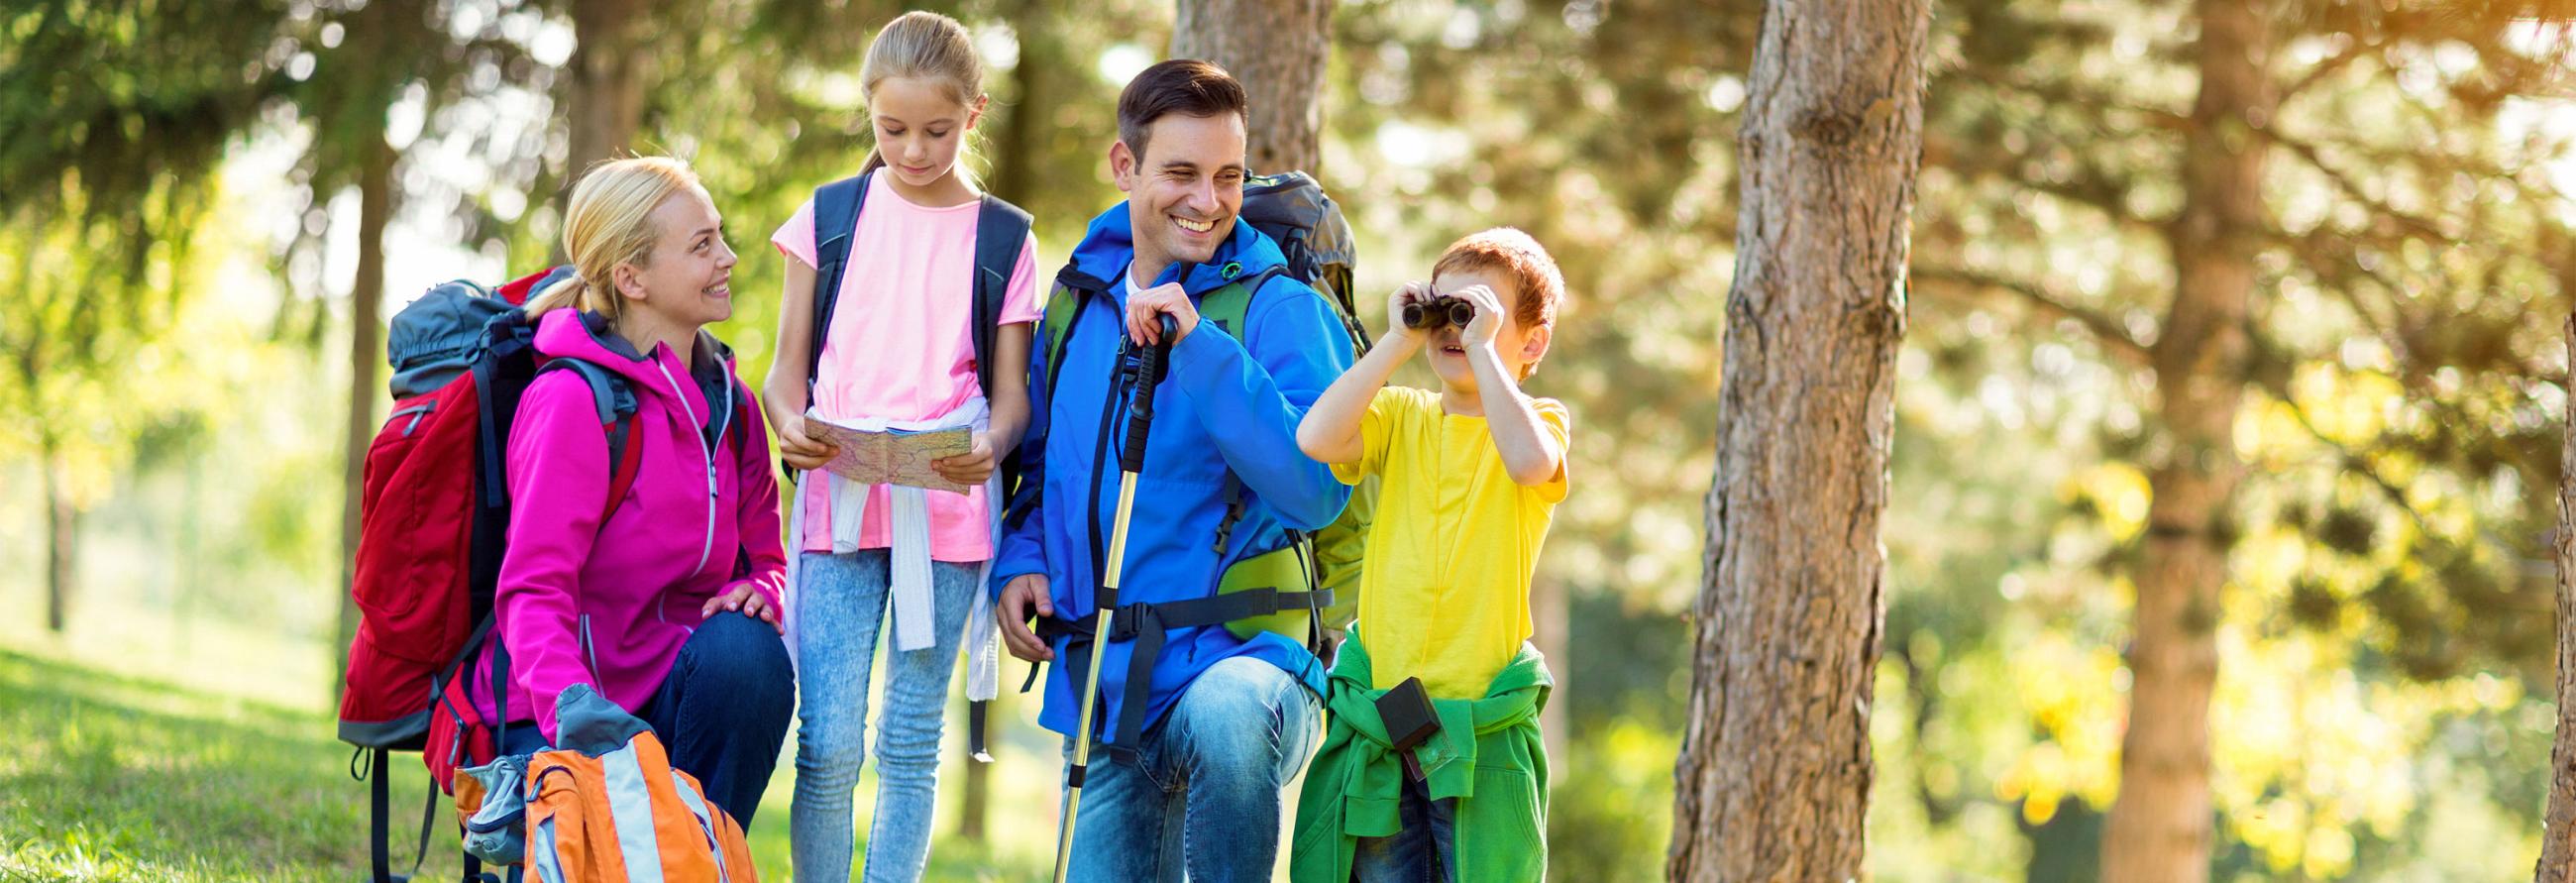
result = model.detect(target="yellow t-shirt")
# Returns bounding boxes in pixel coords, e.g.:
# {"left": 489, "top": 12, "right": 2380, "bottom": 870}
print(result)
{"left": 1331, "top": 386, "right": 1569, "bottom": 699}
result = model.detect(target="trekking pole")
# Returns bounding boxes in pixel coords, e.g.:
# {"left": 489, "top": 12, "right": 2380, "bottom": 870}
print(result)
{"left": 1053, "top": 314, "right": 1175, "bottom": 883}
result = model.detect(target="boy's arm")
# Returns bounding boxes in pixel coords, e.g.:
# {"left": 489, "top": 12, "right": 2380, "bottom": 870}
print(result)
{"left": 1467, "top": 348, "right": 1565, "bottom": 487}
{"left": 1456, "top": 283, "right": 1565, "bottom": 488}
{"left": 1300, "top": 282, "right": 1430, "bottom": 465}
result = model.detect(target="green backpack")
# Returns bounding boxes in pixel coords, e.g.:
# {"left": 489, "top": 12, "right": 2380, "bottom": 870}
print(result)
{"left": 1036, "top": 171, "right": 1374, "bottom": 649}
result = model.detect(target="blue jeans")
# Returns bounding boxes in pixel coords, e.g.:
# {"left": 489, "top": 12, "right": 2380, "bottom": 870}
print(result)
{"left": 496, "top": 609, "right": 795, "bottom": 826}
{"left": 789, "top": 549, "right": 981, "bottom": 883}
{"left": 1350, "top": 773, "right": 1458, "bottom": 882}
{"left": 1061, "top": 655, "right": 1322, "bottom": 882}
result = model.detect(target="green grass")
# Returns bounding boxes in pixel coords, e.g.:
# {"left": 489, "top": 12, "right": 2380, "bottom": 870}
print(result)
{"left": 0, "top": 645, "right": 1059, "bottom": 881}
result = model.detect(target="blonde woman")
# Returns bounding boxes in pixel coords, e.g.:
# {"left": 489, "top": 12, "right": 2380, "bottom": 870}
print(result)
{"left": 483, "top": 156, "right": 794, "bottom": 823}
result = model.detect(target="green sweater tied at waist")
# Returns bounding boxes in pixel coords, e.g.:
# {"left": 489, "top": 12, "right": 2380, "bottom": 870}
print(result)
{"left": 1290, "top": 633, "right": 1553, "bottom": 882}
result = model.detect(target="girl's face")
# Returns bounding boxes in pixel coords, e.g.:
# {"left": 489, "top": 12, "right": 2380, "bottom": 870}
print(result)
{"left": 617, "top": 186, "right": 736, "bottom": 332}
{"left": 871, "top": 75, "right": 982, "bottom": 190}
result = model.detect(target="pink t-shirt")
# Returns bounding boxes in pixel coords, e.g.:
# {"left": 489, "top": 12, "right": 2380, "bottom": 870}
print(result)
{"left": 772, "top": 173, "right": 1040, "bottom": 561}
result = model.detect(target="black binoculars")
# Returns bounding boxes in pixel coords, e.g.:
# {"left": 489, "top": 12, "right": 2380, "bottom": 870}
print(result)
{"left": 1401, "top": 296, "right": 1477, "bottom": 330}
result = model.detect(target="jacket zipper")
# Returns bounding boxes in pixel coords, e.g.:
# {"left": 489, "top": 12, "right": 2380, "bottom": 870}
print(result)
{"left": 655, "top": 359, "right": 721, "bottom": 578}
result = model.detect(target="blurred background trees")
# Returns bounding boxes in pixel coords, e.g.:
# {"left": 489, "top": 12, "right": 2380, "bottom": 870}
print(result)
{"left": 3, "top": 0, "right": 2574, "bottom": 879}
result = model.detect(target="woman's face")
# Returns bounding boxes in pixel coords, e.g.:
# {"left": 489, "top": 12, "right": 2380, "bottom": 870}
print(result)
{"left": 620, "top": 186, "right": 737, "bottom": 331}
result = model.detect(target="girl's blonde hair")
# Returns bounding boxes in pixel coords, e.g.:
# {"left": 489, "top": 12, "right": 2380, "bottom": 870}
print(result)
{"left": 859, "top": 11, "right": 986, "bottom": 176}
{"left": 526, "top": 156, "right": 704, "bottom": 320}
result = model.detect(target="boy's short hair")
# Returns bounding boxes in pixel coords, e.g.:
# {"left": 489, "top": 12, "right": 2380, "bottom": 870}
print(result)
{"left": 1432, "top": 227, "right": 1565, "bottom": 330}
{"left": 1117, "top": 59, "right": 1248, "bottom": 162}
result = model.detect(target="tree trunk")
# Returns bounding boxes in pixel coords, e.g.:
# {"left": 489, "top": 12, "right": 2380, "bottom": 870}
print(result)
{"left": 43, "top": 434, "right": 76, "bottom": 634}
{"left": 988, "top": 0, "right": 1054, "bottom": 206}
{"left": 1665, "top": 1, "right": 1929, "bottom": 879}
{"left": 560, "top": 0, "right": 654, "bottom": 220}
{"left": 1168, "top": 0, "right": 1331, "bottom": 174}
{"left": 335, "top": 128, "right": 396, "bottom": 689}
{"left": 2536, "top": 314, "right": 2576, "bottom": 883}
{"left": 2097, "top": 4, "right": 2271, "bottom": 882}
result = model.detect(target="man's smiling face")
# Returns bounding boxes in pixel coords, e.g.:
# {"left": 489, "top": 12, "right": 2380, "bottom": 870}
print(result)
{"left": 1113, "top": 111, "right": 1247, "bottom": 276}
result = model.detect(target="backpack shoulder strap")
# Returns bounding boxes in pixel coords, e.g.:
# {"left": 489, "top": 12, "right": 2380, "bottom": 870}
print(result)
{"left": 1198, "top": 266, "right": 1290, "bottom": 342}
{"left": 1040, "top": 267, "right": 1113, "bottom": 405}
{"left": 971, "top": 195, "right": 1033, "bottom": 401}
{"left": 806, "top": 171, "right": 873, "bottom": 386}
{"left": 540, "top": 358, "right": 644, "bottom": 516}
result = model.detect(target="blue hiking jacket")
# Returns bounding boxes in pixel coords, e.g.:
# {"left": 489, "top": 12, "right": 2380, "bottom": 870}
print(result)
{"left": 991, "top": 200, "right": 1355, "bottom": 748}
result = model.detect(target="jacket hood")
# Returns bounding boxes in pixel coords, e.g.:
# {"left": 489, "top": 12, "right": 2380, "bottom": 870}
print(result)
{"left": 1062, "top": 200, "right": 1292, "bottom": 297}
{"left": 531, "top": 307, "right": 740, "bottom": 440}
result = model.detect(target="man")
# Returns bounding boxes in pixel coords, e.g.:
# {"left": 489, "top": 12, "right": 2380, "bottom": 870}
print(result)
{"left": 992, "top": 58, "right": 1354, "bottom": 881}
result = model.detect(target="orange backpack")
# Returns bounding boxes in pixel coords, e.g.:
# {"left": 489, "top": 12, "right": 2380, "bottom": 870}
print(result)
{"left": 456, "top": 684, "right": 757, "bottom": 882}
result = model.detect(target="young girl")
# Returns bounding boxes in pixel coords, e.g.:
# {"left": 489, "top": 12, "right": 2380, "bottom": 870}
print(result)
{"left": 763, "top": 11, "right": 1037, "bottom": 882}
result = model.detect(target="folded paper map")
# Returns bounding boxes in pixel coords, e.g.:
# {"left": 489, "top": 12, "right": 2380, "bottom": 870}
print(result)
{"left": 804, "top": 412, "right": 975, "bottom": 496}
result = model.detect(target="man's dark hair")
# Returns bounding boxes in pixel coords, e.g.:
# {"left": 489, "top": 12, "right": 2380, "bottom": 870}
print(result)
{"left": 1117, "top": 58, "right": 1248, "bottom": 162}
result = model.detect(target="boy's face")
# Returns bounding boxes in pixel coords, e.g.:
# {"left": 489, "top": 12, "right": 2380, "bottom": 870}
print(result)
{"left": 1111, "top": 112, "right": 1247, "bottom": 275}
{"left": 1425, "top": 268, "right": 1549, "bottom": 392}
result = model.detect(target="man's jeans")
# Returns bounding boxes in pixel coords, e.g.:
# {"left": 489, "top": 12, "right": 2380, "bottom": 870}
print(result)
{"left": 1061, "top": 655, "right": 1322, "bottom": 882}
{"left": 789, "top": 549, "right": 980, "bottom": 883}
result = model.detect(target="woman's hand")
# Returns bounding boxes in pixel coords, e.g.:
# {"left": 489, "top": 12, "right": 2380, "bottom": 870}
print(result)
{"left": 702, "top": 582, "right": 782, "bottom": 631}
{"left": 932, "top": 430, "right": 997, "bottom": 487}
{"left": 768, "top": 397, "right": 838, "bottom": 472}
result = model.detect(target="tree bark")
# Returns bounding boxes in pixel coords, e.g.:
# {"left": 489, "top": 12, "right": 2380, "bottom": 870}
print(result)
{"left": 335, "top": 128, "right": 396, "bottom": 688}
{"left": 43, "top": 433, "right": 76, "bottom": 634}
{"left": 1665, "top": 1, "right": 1929, "bottom": 879}
{"left": 988, "top": 0, "right": 1054, "bottom": 207}
{"left": 2098, "top": 3, "right": 2272, "bottom": 881}
{"left": 561, "top": 0, "right": 654, "bottom": 210}
{"left": 1168, "top": 0, "right": 1331, "bottom": 174}
{"left": 2537, "top": 315, "right": 2576, "bottom": 883}
{"left": 2101, "top": 3, "right": 2267, "bottom": 880}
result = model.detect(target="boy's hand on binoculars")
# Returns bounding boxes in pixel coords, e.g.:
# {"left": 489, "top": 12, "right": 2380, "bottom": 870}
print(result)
{"left": 1127, "top": 282, "right": 1199, "bottom": 347}
{"left": 1451, "top": 283, "right": 1507, "bottom": 349}
{"left": 1385, "top": 282, "right": 1433, "bottom": 347}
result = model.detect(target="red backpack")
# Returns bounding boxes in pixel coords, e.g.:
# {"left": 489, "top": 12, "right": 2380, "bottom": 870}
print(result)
{"left": 337, "top": 267, "right": 648, "bottom": 883}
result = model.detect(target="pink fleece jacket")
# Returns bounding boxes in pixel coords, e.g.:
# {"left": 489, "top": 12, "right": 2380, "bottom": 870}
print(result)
{"left": 483, "top": 308, "right": 788, "bottom": 741}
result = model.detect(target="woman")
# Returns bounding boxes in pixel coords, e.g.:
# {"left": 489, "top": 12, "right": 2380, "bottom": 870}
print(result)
{"left": 484, "top": 156, "right": 794, "bottom": 823}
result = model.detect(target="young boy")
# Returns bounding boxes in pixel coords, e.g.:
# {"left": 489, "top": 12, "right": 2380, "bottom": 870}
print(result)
{"left": 1289, "top": 228, "right": 1569, "bottom": 882}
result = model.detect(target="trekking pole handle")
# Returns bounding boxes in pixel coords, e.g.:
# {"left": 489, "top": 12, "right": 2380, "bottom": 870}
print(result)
{"left": 1122, "top": 315, "right": 1177, "bottom": 473}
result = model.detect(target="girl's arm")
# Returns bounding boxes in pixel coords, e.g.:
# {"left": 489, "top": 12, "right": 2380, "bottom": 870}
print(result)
{"left": 986, "top": 323, "right": 1033, "bottom": 457}
{"left": 763, "top": 259, "right": 835, "bottom": 471}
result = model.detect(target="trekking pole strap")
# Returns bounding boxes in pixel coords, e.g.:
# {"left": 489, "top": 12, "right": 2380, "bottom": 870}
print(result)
{"left": 1034, "top": 588, "right": 1334, "bottom": 760}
